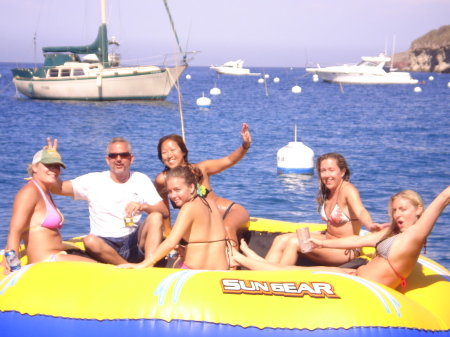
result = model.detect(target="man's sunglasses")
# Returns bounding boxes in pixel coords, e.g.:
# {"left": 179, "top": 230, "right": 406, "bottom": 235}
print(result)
{"left": 107, "top": 152, "right": 131, "bottom": 159}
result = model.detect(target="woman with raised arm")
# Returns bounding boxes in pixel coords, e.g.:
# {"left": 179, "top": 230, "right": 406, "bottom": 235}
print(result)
{"left": 117, "top": 166, "right": 229, "bottom": 270}
{"left": 154, "top": 123, "right": 251, "bottom": 248}
{"left": 265, "top": 152, "right": 382, "bottom": 266}
{"left": 229, "top": 186, "right": 450, "bottom": 290}
{"left": 1, "top": 140, "right": 95, "bottom": 274}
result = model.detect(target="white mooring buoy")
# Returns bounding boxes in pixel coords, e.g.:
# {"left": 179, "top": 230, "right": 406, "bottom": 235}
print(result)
{"left": 273, "top": 77, "right": 280, "bottom": 83}
{"left": 312, "top": 74, "right": 319, "bottom": 82}
{"left": 186, "top": 74, "right": 192, "bottom": 80}
{"left": 258, "top": 78, "right": 264, "bottom": 84}
{"left": 291, "top": 85, "right": 302, "bottom": 94}
{"left": 210, "top": 86, "right": 221, "bottom": 95}
{"left": 196, "top": 93, "right": 211, "bottom": 108}
{"left": 414, "top": 87, "right": 422, "bottom": 93}
{"left": 277, "top": 124, "right": 314, "bottom": 175}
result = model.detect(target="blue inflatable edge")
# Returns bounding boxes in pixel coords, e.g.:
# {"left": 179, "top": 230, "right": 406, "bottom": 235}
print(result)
{"left": 277, "top": 167, "right": 314, "bottom": 174}
{"left": 1, "top": 312, "right": 449, "bottom": 337}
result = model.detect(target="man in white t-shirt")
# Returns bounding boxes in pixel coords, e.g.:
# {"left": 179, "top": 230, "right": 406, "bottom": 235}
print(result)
{"left": 51, "top": 137, "right": 168, "bottom": 265}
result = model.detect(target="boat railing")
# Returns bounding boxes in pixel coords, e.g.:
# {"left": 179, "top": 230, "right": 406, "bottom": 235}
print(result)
{"left": 116, "top": 51, "right": 197, "bottom": 69}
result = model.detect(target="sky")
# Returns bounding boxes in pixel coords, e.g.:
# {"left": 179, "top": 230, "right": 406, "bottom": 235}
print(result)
{"left": 1, "top": 0, "right": 449, "bottom": 68}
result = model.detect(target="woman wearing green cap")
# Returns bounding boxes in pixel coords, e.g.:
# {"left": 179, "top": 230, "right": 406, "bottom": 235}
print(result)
{"left": 1, "top": 140, "right": 95, "bottom": 275}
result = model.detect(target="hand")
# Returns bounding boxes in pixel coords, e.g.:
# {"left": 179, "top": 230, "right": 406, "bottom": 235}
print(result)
{"left": 241, "top": 123, "right": 252, "bottom": 144}
{"left": 307, "top": 237, "right": 323, "bottom": 249}
{"left": 115, "top": 262, "right": 147, "bottom": 269}
{"left": 125, "top": 201, "right": 143, "bottom": 217}
{"left": 366, "top": 223, "right": 389, "bottom": 232}
{"left": 44, "top": 137, "right": 59, "bottom": 151}
{"left": 1, "top": 258, "right": 11, "bottom": 275}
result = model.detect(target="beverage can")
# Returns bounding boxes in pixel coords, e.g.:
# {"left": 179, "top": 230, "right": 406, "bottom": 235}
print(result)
{"left": 296, "top": 227, "right": 313, "bottom": 253}
{"left": 168, "top": 249, "right": 178, "bottom": 259}
{"left": 5, "top": 249, "right": 21, "bottom": 271}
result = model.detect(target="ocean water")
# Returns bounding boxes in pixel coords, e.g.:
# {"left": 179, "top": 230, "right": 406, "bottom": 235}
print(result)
{"left": 1, "top": 62, "right": 449, "bottom": 269}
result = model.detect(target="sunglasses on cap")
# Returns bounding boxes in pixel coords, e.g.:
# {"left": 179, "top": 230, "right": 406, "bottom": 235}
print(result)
{"left": 107, "top": 152, "right": 131, "bottom": 159}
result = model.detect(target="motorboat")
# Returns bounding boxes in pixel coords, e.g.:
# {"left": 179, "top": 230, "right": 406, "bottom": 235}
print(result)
{"left": 210, "top": 60, "right": 260, "bottom": 76}
{"left": 306, "top": 54, "right": 418, "bottom": 84}
{"left": 11, "top": 0, "right": 194, "bottom": 101}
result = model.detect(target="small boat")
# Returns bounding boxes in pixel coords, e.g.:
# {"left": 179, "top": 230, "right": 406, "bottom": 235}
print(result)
{"left": 306, "top": 53, "right": 418, "bottom": 84}
{"left": 11, "top": 0, "right": 193, "bottom": 101}
{"left": 210, "top": 60, "right": 261, "bottom": 76}
{"left": 1, "top": 218, "right": 449, "bottom": 337}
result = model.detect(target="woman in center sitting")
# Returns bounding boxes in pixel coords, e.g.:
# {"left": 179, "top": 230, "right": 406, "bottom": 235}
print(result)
{"left": 155, "top": 123, "right": 252, "bottom": 248}
{"left": 265, "top": 152, "right": 382, "bottom": 266}
{"left": 117, "top": 166, "right": 229, "bottom": 270}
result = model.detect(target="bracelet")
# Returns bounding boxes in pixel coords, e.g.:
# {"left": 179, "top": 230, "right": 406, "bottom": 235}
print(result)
{"left": 149, "top": 253, "right": 156, "bottom": 265}
{"left": 242, "top": 142, "right": 251, "bottom": 150}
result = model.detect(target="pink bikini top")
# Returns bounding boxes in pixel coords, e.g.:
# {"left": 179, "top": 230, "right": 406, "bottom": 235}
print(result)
{"left": 319, "top": 183, "right": 357, "bottom": 224}
{"left": 29, "top": 180, "right": 64, "bottom": 230}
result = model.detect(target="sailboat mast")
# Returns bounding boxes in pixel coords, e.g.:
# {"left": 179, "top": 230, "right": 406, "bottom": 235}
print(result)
{"left": 99, "top": 0, "right": 109, "bottom": 67}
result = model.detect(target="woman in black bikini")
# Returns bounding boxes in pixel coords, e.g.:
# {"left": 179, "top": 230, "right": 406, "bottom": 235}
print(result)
{"left": 228, "top": 186, "right": 450, "bottom": 290}
{"left": 264, "top": 153, "right": 381, "bottom": 267}
{"left": 117, "top": 166, "right": 229, "bottom": 270}
{"left": 154, "top": 123, "right": 251, "bottom": 249}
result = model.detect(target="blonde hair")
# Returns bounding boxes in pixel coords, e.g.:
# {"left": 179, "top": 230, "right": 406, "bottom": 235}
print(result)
{"left": 380, "top": 190, "right": 424, "bottom": 241}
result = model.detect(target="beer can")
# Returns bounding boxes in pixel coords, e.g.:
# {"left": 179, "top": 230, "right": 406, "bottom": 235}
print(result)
{"left": 168, "top": 249, "right": 178, "bottom": 259}
{"left": 5, "top": 249, "right": 21, "bottom": 271}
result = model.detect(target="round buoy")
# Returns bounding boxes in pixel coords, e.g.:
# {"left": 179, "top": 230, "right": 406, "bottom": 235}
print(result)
{"left": 186, "top": 74, "right": 191, "bottom": 80}
{"left": 277, "top": 125, "right": 314, "bottom": 175}
{"left": 414, "top": 87, "right": 422, "bottom": 93}
{"left": 428, "top": 76, "right": 434, "bottom": 81}
{"left": 312, "top": 74, "right": 319, "bottom": 82}
{"left": 277, "top": 142, "right": 314, "bottom": 174}
{"left": 264, "top": 74, "right": 270, "bottom": 79}
{"left": 274, "top": 77, "right": 280, "bottom": 83}
{"left": 210, "top": 87, "right": 221, "bottom": 95}
{"left": 291, "top": 85, "right": 302, "bottom": 93}
{"left": 447, "top": 82, "right": 450, "bottom": 88}
{"left": 196, "top": 94, "right": 211, "bottom": 108}
{"left": 258, "top": 78, "right": 264, "bottom": 84}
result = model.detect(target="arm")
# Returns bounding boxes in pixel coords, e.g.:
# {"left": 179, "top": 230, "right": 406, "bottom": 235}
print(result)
{"left": 50, "top": 178, "right": 74, "bottom": 197}
{"left": 154, "top": 173, "right": 172, "bottom": 236}
{"left": 125, "top": 200, "right": 169, "bottom": 219}
{"left": 197, "top": 123, "right": 252, "bottom": 176}
{"left": 345, "top": 184, "right": 382, "bottom": 232}
{"left": 2, "top": 186, "right": 37, "bottom": 274}
{"left": 408, "top": 185, "right": 450, "bottom": 242}
{"left": 117, "top": 203, "right": 195, "bottom": 269}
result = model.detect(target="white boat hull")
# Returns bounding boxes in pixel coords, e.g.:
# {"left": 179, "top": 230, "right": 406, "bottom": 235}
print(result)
{"left": 13, "top": 65, "right": 186, "bottom": 100}
{"left": 307, "top": 69, "right": 419, "bottom": 84}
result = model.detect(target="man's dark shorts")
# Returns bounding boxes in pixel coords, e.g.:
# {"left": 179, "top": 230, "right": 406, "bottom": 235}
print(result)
{"left": 99, "top": 225, "right": 144, "bottom": 263}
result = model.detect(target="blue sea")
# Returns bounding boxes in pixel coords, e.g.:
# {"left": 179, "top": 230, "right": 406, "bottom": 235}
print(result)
{"left": 1, "top": 62, "right": 449, "bottom": 269}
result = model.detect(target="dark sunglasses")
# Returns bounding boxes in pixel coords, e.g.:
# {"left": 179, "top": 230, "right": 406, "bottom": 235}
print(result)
{"left": 107, "top": 152, "right": 131, "bottom": 159}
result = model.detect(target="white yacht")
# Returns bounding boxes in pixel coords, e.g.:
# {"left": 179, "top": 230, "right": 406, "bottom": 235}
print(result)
{"left": 210, "top": 60, "right": 260, "bottom": 76}
{"left": 306, "top": 54, "right": 418, "bottom": 84}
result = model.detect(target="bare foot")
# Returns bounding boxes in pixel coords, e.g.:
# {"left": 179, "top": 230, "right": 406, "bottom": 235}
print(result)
{"left": 239, "top": 239, "right": 265, "bottom": 261}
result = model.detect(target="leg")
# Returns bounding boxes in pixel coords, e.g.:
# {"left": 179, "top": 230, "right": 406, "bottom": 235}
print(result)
{"left": 138, "top": 212, "right": 164, "bottom": 260}
{"left": 56, "top": 252, "right": 97, "bottom": 263}
{"left": 265, "top": 233, "right": 297, "bottom": 264}
{"left": 83, "top": 234, "right": 127, "bottom": 265}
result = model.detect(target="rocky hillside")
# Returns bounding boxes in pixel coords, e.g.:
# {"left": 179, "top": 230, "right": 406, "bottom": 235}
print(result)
{"left": 394, "top": 25, "right": 450, "bottom": 73}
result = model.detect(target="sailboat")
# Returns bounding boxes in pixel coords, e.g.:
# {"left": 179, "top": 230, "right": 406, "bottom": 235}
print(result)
{"left": 11, "top": 0, "right": 193, "bottom": 101}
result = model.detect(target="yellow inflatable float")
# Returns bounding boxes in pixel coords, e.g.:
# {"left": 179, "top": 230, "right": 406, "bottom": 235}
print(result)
{"left": 1, "top": 218, "right": 450, "bottom": 337}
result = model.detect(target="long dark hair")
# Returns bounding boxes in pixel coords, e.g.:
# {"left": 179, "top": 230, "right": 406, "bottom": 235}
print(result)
{"left": 315, "top": 153, "right": 350, "bottom": 211}
{"left": 157, "top": 134, "right": 189, "bottom": 169}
